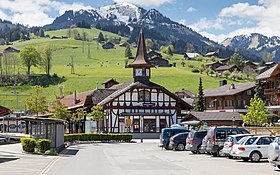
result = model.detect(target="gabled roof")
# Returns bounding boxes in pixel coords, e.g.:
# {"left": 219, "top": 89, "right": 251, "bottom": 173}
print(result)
{"left": 185, "top": 53, "right": 200, "bottom": 59}
{"left": 205, "top": 51, "right": 218, "bottom": 56}
{"left": 4, "top": 46, "right": 20, "bottom": 53}
{"left": 181, "top": 112, "right": 243, "bottom": 122}
{"left": 0, "top": 106, "right": 11, "bottom": 116}
{"left": 205, "top": 61, "right": 221, "bottom": 66}
{"left": 102, "top": 78, "right": 119, "bottom": 85}
{"left": 204, "top": 82, "right": 255, "bottom": 97}
{"left": 127, "top": 30, "right": 153, "bottom": 68}
{"left": 255, "top": 64, "right": 280, "bottom": 80}
{"left": 215, "top": 64, "right": 239, "bottom": 71}
{"left": 98, "top": 82, "right": 193, "bottom": 110}
{"left": 175, "top": 89, "right": 195, "bottom": 98}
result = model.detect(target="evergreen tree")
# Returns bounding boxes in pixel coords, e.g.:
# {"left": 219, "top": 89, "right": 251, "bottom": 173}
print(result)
{"left": 228, "top": 53, "right": 245, "bottom": 70}
{"left": 125, "top": 45, "right": 132, "bottom": 58}
{"left": 255, "top": 80, "right": 265, "bottom": 101}
{"left": 194, "top": 77, "right": 205, "bottom": 111}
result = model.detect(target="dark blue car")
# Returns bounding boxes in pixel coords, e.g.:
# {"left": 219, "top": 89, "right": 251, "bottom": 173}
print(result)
{"left": 170, "top": 132, "right": 190, "bottom": 151}
{"left": 159, "top": 127, "right": 189, "bottom": 150}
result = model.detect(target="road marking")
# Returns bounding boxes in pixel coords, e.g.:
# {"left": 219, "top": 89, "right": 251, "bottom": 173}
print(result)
{"left": 39, "top": 156, "right": 59, "bottom": 175}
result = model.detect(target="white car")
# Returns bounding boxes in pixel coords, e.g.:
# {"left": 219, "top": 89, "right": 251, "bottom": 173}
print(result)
{"left": 222, "top": 134, "right": 253, "bottom": 158}
{"left": 230, "top": 135, "right": 275, "bottom": 162}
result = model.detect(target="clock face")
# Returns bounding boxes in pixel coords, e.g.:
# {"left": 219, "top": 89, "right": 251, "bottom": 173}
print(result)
{"left": 146, "top": 69, "right": 150, "bottom": 76}
{"left": 135, "top": 69, "right": 142, "bottom": 76}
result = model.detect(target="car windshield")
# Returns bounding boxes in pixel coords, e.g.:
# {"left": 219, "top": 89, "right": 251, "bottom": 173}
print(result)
{"left": 236, "top": 137, "right": 247, "bottom": 144}
{"left": 245, "top": 137, "right": 257, "bottom": 145}
{"left": 226, "top": 136, "right": 233, "bottom": 142}
{"left": 187, "top": 131, "right": 195, "bottom": 139}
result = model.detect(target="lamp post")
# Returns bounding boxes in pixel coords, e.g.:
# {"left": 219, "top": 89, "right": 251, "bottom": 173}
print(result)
{"left": 232, "top": 116, "right": 236, "bottom": 126}
{"left": 140, "top": 116, "right": 144, "bottom": 143}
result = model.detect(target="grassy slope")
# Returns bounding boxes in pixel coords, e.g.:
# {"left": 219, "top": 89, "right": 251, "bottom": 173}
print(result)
{"left": 0, "top": 28, "right": 243, "bottom": 111}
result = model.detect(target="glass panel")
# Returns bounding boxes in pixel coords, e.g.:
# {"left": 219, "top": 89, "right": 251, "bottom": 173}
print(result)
{"left": 245, "top": 137, "right": 257, "bottom": 145}
{"left": 216, "top": 130, "right": 226, "bottom": 139}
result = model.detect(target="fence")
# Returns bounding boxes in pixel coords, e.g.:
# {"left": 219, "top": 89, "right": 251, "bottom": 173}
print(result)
{"left": 244, "top": 127, "right": 280, "bottom": 135}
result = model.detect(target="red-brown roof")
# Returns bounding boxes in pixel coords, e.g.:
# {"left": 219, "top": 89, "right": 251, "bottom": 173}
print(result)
{"left": 60, "top": 90, "right": 94, "bottom": 108}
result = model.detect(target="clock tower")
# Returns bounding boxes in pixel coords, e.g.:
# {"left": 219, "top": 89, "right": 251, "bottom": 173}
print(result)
{"left": 127, "top": 30, "right": 153, "bottom": 84}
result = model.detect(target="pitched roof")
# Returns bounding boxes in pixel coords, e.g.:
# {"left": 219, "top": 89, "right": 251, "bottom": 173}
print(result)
{"left": 127, "top": 30, "right": 153, "bottom": 68}
{"left": 204, "top": 82, "right": 255, "bottom": 97}
{"left": 205, "top": 61, "right": 221, "bottom": 66}
{"left": 175, "top": 89, "right": 195, "bottom": 98}
{"left": 205, "top": 51, "right": 218, "bottom": 56}
{"left": 215, "top": 64, "right": 238, "bottom": 71}
{"left": 255, "top": 64, "right": 280, "bottom": 80}
{"left": 0, "top": 106, "right": 11, "bottom": 116}
{"left": 60, "top": 90, "right": 94, "bottom": 108}
{"left": 181, "top": 112, "right": 243, "bottom": 122}
{"left": 185, "top": 53, "right": 200, "bottom": 59}
{"left": 4, "top": 46, "right": 20, "bottom": 53}
{"left": 102, "top": 78, "right": 119, "bottom": 84}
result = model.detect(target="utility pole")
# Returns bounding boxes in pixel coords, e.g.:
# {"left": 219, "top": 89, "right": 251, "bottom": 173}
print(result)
{"left": 70, "top": 54, "right": 75, "bottom": 74}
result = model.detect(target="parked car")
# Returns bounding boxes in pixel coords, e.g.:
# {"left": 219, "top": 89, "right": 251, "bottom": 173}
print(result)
{"left": 268, "top": 136, "right": 280, "bottom": 169}
{"left": 222, "top": 134, "right": 254, "bottom": 158}
{"left": 159, "top": 127, "right": 189, "bottom": 150}
{"left": 170, "top": 132, "right": 190, "bottom": 151}
{"left": 206, "top": 126, "right": 250, "bottom": 156}
{"left": 201, "top": 135, "right": 210, "bottom": 154}
{"left": 231, "top": 135, "right": 275, "bottom": 162}
{"left": 186, "top": 130, "right": 207, "bottom": 154}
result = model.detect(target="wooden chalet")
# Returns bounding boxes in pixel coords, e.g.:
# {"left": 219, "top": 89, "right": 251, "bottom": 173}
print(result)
{"left": 119, "top": 42, "right": 129, "bottom": 47}
{"left": 220, "top": 58, "right": 230, "bottom": 65}
{"left": 0, "top": 106, "right": 11, "bottom": 116}
{"left": 245, "top": 61, "right": 257, "bottom": 70}
{"left": 97, "top": 31, "right": 193, "bottom": 138}
{"left": 102, "top": 42, "right": 115, "bottom": 49}
{"left": 147, "top": 51, "right": 162, "bottom": 59}
{"left": 205, "top": 61, "right": 223, "bottom": 71}
{"left": 102, "top": 78, "right": 119, "bottom": 89}
{"left": 204, "top": 82, "right": 255, "bottom": 114}
{"left": 175, "top": 89, "right": 195, "bottom": 99}
{"left": 215, "top": 64, "right": 241, "bottom": 73}
{"left": 255, "top": 64, "right": 280, "bottom": 114}
{"left": 181, "top": 112, "right": 243, "bottom": 127}
{"left": 4, "top": 46, "right": 20, "bottom": 53}
{"left": 147, "top": 50, "right": 170, "bottom": 67}
{"left": 205, "top": 51, "right": 218, "bottom": 57}
{"left": 184, "top": 53, "right": 200, "bottom": 60}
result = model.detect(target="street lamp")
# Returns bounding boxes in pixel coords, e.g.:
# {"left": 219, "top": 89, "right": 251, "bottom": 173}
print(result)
{"left": 140, "top": 116, "right": 144, "bottom": 143}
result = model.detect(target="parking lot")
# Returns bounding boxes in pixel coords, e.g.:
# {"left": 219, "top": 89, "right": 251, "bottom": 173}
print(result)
{"left": 45, "top": 140, "right": 279, "bottom": 175}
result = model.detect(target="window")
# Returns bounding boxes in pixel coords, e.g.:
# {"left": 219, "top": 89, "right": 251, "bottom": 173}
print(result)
{"left": 196, "top": 131, "right": 207, "bottom": 138}
{"left": 160, "top": 119, "right": 166, "bottom": 131}
{"left": 138, "top": 90, "right": 150, "bottom": 101}
{"left": 257, "top": 137, "right": 274, "bottom": 145}
{"left": 208, "top": 101, "right": 215, "bottom": 108}
{"left": 228, "top": 100, "right": 233, "bottom": 107}
{"left": 133, "top": 119, "right": 140, "bottom": 133}
{"left": 224, "top": 100, "right": 228, "bottom": 107}
{"left": 245, "top": 137, "right": 257, "bottom": 145}
{"left": 226, "top": 136, "right": 233, "bottom": 142}
{"left": 247, "top": 90, "right": 252, "bottom": 95}
{"left": 143, "top": 119, "right": 156, "bottom": 132}
{"left": 216, "top": 130, "right": 226, "bottom": 139}
{"left": 227, "top": 130, "right": 238, "bottom": 135}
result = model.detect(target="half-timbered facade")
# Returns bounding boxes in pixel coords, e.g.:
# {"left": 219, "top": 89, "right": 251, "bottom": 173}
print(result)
{"left": 98, "top": 31, "right": 192, "bottom": 137}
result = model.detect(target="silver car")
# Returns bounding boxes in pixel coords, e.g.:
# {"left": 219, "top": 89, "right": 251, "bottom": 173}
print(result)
{"left": 222, "top": 134, "right": 253, "bottom": 158}
{"left": 268, "top": 136, "right": 280, "bottom": 169}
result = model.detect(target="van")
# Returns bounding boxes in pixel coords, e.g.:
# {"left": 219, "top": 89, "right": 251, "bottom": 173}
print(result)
{"left": 186, "top": 130, "right": 207, "bottom": 154}
{"left": 159, "top": 127, "right": 189, "bottom": 150}
{"left": 206, "top": 126, "right": 249, "bottom": 156}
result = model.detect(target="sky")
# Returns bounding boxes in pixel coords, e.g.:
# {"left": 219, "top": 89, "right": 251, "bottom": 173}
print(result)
{"left": 0, "top": 0, "right": 279, "bottom": 43}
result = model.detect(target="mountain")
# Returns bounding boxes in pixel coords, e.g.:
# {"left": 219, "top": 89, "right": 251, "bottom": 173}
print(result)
{"left": 44, "top": 2, "right": 223, "bottom": 55}
{"left": 221, "top": 33, "right": 280, "bottom": 62}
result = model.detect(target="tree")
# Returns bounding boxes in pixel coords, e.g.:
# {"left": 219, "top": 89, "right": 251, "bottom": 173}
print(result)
{"left": 98, "top": 32, "right": 105, "bottom": 42}
{"left": 19, "top": 46, "right": 41, "bottom": 74}
{"left": 194, "top": 78, "right": 205, "bottom": 111}
{"left": 125, "top": 45, "right": 132, "bottom": 58}
{"left": 181, "top": 61, "right": 186, "bottom": 67}
{"left": 262, "top": 51, "right": 273, "bottom": 63}
{"left": 186, "top": 42, "right": 195, "bottom": 53}
{"left": 51, "top": 100, "right": 71, "bottom": 120}
{"left": 243, "top": 65, "right": 254, "bottom": 79}
{"left": 255, "top": 80, "right": 265, "bottom": 101}
{"left": 26, "top": 85, "right": 48, "bottom": 115}
{"left": 90, "top": 105, "right": 105, "bottom": 132}
{"left": 223, "top": 70, "right": 231, "bottom": 79}
{"left": 242, "top": 96, "right": 268, "bottom": 126}
{"left": 228, "top": 53, "right": 245, "bottom": 70}
{"left": 41, "top": 44, "right": 53, "bottom": 75}
{"left": 145, "top": 39, "right": 153, "bottom": 51}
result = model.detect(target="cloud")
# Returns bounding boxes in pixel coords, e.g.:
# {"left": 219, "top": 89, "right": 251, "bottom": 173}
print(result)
{"left": 190, "top": 0, "right": 280, "bottom": 42}
{"left": 113, "top": 0, "right": 173, "bottom": 6}
{"left": 179, "top": 19, "right": 187, "bottom": 25}
{"left": 0, "top": 0, "right": 93, "bottom": 26}
{"left": 186, "top": 7, "right": 196, "bottom": 13}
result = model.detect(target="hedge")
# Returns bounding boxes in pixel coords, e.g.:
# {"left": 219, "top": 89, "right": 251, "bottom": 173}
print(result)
{"left": 64, "top": 133, "right": 133, "bottom": 142}
{"left": 21, "top": 138, "right": 36, "bottom": 152}
{"left": 36, "top": 139, "right": 51, "bottom": 153}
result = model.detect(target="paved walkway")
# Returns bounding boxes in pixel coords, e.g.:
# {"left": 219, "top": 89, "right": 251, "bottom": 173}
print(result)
{"left": 0, "top": 143, "right": 56, "bottom": 175}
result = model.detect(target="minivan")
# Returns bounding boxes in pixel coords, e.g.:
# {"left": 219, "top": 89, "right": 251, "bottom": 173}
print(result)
{"left": 159, "top": 127, "right": 189, "bottom": 150}
{"left": 206, "top": 126, "right": 249, "bottom": 156}
{"left": 186, "top": 130, "right": 207, "bottom": 154}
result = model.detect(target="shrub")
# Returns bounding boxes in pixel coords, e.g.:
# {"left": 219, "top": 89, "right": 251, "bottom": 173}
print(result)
{"left": 21, "top": 138, "right": 36, "bottom": 152}
{"left": 45, "top": 148, "right": 59, "bottom": 156}
{"left": 188, "top": 64, "right": 194, "bottom": 68}
{"left": 191, "top": 68, "right": 200, "bottom": 73}
{"left": 64, "top": 133, "right": 133, "bottom": 142}
{"left": 36, "top": 139, "right": 51, "bottom": 153}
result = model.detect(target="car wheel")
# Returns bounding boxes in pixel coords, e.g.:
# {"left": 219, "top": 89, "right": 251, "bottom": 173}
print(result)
{"left": 212, "top": 152, "right": 218, "bottom": 157}
{"left": 228, "top": 155, "right": 233, "bottom": 159}
{"left": 191, "top": 151, "right": 197, "bottom": 154}
{"left": 241, "top": 157, "right": 249, "bottom": 162}
{"left": 277, "top": 165, "right": 280, "bottom": 169}
{"left": 197, "top": 145, "right": 204, "bottom": 154}
{"left": 165, "top": 142, "right": 172, "bottom": 150}
{"left": 175, "top": 143, "right": 185, "bottom": 151}
{"left": 250, "top": 151, "right": 261, "bottom": 162}
{"left": 217, "top": 148, "right": 224, "bottom": 157}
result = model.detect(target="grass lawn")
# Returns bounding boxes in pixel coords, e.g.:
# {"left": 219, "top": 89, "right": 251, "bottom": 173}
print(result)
{"left": 0, "top": 28, "right": 247, "bottom": 111}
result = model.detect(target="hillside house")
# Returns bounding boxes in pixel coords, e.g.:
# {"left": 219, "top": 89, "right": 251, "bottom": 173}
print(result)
{"left": 220, "top": 58, "right": 230, "bottom": 65}
{"left": 147, "top": 50, "right": 170, "bottom": 67}
{"left": 215, "top": 65, "right": 241, "bottom": 73}
{"left": 255, "top": 64, "right": 280, "bottom": 114}
{"left": 4, "top": 46, "right": 20, "bottom": 53}
{"left": 119, "top": 42, "right": 129, "bottom": 47}
{"left": 184, "top": 53, "right": 200, "bottom": 60}
{"left": 102, "top": 78, "right": 119, "bottom": 89}
{"left": 245, "top": 61, "right": 257, "bottom": 70}
{"left": 205, "top": 51, "right": 219, "bottom": 57}
{"left": 204, "top": 82, "right": 255, "bottom": 114}
{"left": 205, "top": 61, "right": 223, "bottom": 71}
{"left": 147, "top": 51, "right": 162, "bottom": 59}
{"left": 102, "top": 42, "right": 115, "bottom": 49}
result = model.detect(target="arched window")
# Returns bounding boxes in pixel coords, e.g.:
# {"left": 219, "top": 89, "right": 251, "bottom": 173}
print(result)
{"left": 138, "top": 90, "right": 150, "bottom": 102}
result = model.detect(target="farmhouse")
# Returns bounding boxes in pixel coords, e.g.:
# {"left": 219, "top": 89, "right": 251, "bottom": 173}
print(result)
{"left": 204, "top": 82, "right": 255, "bottom": 114}
{"left": 215, "top": 64, "right": 241, "bottom": 73}
{"left": 97, "top": 31, "right": 193, "bottom": 138}
{"left": 184, "top": 53, "right": 200, "bottom": 60}
{"left": 205, "top": 61, "right": 223, "bottom": 71}
{"left": 220, "top": 58, "right": 230, "bottom": 65}
{"left": 205, "top": 51, "right": 218, "bottom": 57}
{"left": 102, "top": 42, "right": 115, "bottom": 49}
{"left": 255, "top": 64, "right": 280, "bottom": 114}
{"left": 119, "top": 42, "right": 129, "bottom": 47}
{"left": 4, "top": 46, "right": 20, "bottom": 53}
{"left": 147, "top": 50, "right": 170, "bottom": 67}
{"left": 245, "top": 61, "right": 257, "bottom": 70}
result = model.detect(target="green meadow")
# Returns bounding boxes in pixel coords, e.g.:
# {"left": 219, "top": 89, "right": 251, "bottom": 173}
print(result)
{"left": 0, "top": 28, "right": 243, "bottom": 111}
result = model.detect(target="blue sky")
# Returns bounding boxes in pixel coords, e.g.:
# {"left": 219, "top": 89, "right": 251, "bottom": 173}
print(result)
{"left": 0, "top": 0, "right": 279, "bottom": 42}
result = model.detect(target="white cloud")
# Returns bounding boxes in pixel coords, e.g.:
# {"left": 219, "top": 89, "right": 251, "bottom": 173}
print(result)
{"left": 113, "top": 0, "right": 173, "bottom": 6}
{"left": 0, "top": 0, "right": 93, "bottom": 26}
{"left": 179, "top": 19, "right": 187, "bottom": 25}
{"left": 186, "top": 7, "right": 196, "bottom": 13}
{"left": 190, "top": 0, "right": 280, "bottom": 42}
